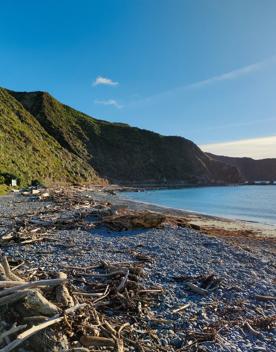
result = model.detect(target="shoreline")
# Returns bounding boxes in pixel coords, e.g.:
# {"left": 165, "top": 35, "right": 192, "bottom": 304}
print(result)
{"left": 92, "top": 188, "right": 276, "bottom": 239}
{"left": 0, "top": 188, "right": 275, "bottom": 351}
{"left": 2, "top": 185, "right": 276, "bottom": 238}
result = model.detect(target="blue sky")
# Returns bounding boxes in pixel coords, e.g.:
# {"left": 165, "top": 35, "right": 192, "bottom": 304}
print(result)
{"left": 1, "top": 0, "right": 276, "bottom": 158}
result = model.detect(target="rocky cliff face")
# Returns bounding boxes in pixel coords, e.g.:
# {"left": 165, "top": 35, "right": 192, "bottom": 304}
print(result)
{"left": 0, "top": 87, "right": 242, "bottom": 186}
{"left": 208, "top": 153, "right": 276, "bottom": 181}
{"left": 9, "top": 89, "right": 242, "bottom": 186}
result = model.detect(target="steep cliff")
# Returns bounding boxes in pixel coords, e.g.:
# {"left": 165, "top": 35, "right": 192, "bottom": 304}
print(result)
{"left": 208, "top": 153, "right": 276, "bottom": 181}
{"left": 10, "top": 89, "right": 242, "bottom": 186}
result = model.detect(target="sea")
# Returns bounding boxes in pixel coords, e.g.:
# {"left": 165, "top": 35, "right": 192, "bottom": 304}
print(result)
{"left": 123, "top": 185, "right": 276, "bottom": 225}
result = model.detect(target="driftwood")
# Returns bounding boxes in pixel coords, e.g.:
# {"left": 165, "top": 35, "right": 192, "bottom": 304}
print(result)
{"left": 0, "top": 281, "right": 25, "bottom": 289}
{"left": 186, "top": 282, "right": 208, "bottom": 295}
{"left": 102, "top": 210, "right": 166, "bottom": 231}
{"left": 80, "top": 335, "right": 115, "bottom": 347}
{"left": 0, "top": 291, "right": 29, "bottom": 306}
{"left": 0, "top": 278, "right": 66, "bottom": 298}
{"left": 117, "top": 270, "right": 129, "bottom": 292}
{"left": 0, "top": 251, "right": 164, "bottom": 351}
{"left": 0, "top": 304, "right": 85, "bottom": 352}
{"left": 0, "top": 324, "right": 27, "bottom": 345}
{"left": 0, "top": 189, "right": 213, "bottom": 352}
{"left": 21, "top": 290, "right": 60, "bottom": 316}
{"left": 244, "top": 321, "right": 262, "bottom": 336}
{"left": 1, "top": 257, "right": 23, "bottom": 282}
{"left": 0, "top": 265, "right": 6, "bottom": 281}
{"left": 115, "top": 338, "right": 124, "bottom": 352}
{"left": 255, "top": 294, "right": 276, "bottom": 301}
{"left": 55, "top": 272, "right": 74, "bottom": 308}
{"left": 172, "top": 303, "right": 191, "bottom": 314}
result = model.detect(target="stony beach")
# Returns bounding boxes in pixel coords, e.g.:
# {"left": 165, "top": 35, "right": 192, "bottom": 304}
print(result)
{"left": 0, "top": 188, "right": 275, "bottom": 352}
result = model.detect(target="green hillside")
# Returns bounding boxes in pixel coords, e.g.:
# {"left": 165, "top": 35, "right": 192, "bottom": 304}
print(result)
{"left": 10, "top": 89, "right": 242, "bottom": 186}
{"left": 0, "top": 88, "right": 101, "bottom": 186}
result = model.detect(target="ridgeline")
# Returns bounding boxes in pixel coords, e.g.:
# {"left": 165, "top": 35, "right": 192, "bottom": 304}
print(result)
{"left": 1, "top": 87, "right": 243, "bottom": 186}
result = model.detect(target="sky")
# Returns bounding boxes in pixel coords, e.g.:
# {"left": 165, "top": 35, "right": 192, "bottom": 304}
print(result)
{"left": 0, "top": 0, "right": 276, "bottom": 159}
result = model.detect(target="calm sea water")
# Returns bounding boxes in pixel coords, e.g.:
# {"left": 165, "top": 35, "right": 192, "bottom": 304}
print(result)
{"left": 123, "top": 185, "right": 276, "bottom": 225}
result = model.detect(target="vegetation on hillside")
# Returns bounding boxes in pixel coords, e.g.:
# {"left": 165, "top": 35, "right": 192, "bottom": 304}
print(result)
{"left": 0, "top": 87, "right": 243, "bottom": 187}
{"left": 11, "top": 90, "right": 242, "bottom": 185}
{"left": 0, "top": 88, "right": 101, "bottom": 186}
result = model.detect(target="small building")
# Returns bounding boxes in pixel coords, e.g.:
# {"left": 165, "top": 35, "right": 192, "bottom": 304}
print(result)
{"left": 11, "top": 179, "right": 17, "bottom": 187}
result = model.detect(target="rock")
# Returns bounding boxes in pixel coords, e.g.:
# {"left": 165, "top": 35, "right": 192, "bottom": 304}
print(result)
{"left": 170, "top": 336, "right": 183, "bottom": 348}
{"left": 18, "top": 289, "right": 60, "bottom": 316}
{"left": 28, "top": 329, "right": 68, "bottom": 352}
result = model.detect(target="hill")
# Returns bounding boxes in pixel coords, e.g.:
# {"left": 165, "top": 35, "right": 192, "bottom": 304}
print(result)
{"left": 207, "top": 153, "right": 276, "bottom": 182}
{"left": 8, "top": 89, "right": 242, "bottom": 186}
{"left": 0, "top": 88, "right": 101, "bottom": 186}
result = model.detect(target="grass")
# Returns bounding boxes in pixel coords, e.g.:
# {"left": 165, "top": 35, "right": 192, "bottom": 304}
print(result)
{"left": 3, "top": 87, "right": 242, "bottom": 186}
{"left": 0, "top": 185, "right": 10, "bottom": 195}
{"left": 0, "top": 88, "right": 102, "bottom": 186}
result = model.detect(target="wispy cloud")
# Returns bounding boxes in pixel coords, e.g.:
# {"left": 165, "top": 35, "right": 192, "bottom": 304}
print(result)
{"left": 94, "top": 99, "right": 123, "bottom": 109}
{"left": 93, "top": 76, "right": 119, "bottom": 86}
{"left": 191, "top": 117, "right": 276, "bottom": 132}
{"left": 200, "top": 135, "right": 276, "bottom": 159}
{"left": 132, "top": 55, "right": 276, "bottom": 106}
{"left": 186, "top": 59, "right": 273, "bottom": 90}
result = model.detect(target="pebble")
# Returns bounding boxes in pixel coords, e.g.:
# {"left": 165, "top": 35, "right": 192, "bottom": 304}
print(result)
{"left": 0, "top": 193, "right": 275, "bottom": 352}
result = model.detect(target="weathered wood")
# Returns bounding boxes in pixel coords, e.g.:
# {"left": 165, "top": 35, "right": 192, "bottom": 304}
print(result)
{"left": 1, "top": 257, "right": 24, "bottom": 282}
{"left": 55, "top": 272, "right": 74, "bottom": 307}
{"left": 186, "top": 282, "right": 208, "bottom": 295}
{"left": 0, "top": 290, "right": 28, "bottom": 306}
{"left": 255, "top": 294, "right": 276, "bottom": 301}
{"left": 80, "top": 336, "right": 115, "bottom": 347}
{"left": 0, "top": 278, "right": 66, "bottom": 297}
{"left": 117, "top": 270, "right": 129, "bottom": 292}
{"left": 172, "top": 303, "right": 191, "bottom": 314}
{"left": 0, "top": 316, "right": 63, "bottom": 352}
{"left": 0, "top": 281, "right": 25, "bottom": 288}
{"left": 0, "top": 304, "right": 86, "bottom": 352}
{"left": 0, "top": 324, "right": 27, "bottom": 345}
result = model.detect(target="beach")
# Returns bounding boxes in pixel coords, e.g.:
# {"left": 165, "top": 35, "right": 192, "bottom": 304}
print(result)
{"left": 94, "top": 188, "right": 276, "bottom": 239}
{"left": 0, "top": 187, "right": 275, "bottom": 352}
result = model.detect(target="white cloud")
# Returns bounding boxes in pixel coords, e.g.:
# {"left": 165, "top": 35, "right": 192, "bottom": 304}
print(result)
{"left": 132, "top": 55, "right": 276, "bottom": 106}
{"left": 94, "top": 99, "right": 123, "bottom": 109}
{"left": 200, "top": 135, "right": 276, "bottom": 159}
{"left": 93, "top": 76, "right": 119, "bottom": 86}
{"left": 186, "top": 61, "right": 267, "bottom": 89}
